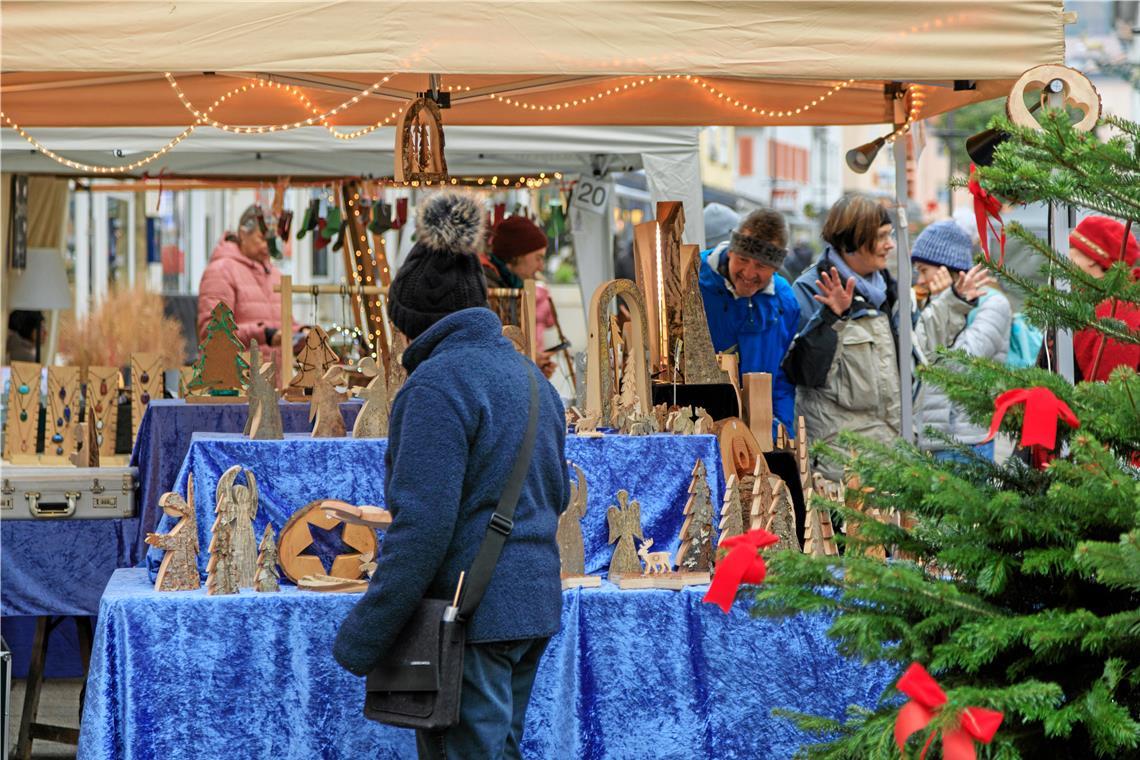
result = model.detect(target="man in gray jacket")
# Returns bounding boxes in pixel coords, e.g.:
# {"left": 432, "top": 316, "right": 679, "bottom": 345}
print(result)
{"left": 911, "top": 220, "right": 1011, "bottom": 461}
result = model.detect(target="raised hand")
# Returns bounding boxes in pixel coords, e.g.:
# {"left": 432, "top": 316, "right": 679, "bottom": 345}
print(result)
{"left": 813, "top": 267, "right": 856, "bottom": 317}
{"left": 926, "top": 266, "right": 953, "bottom": 296}
{"left": 952, "top": 263, "right": 996, "bottom": 301}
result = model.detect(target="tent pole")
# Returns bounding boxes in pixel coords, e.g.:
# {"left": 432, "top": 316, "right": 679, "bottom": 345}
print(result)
{"left": 1046, "top": 83, "right": 1075, "bottom": 383}
{"left": 893, "top": 116, "right": 914, "bottom": 443}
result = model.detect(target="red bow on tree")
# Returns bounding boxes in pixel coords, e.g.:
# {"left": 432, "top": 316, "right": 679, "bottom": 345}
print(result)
{"left": 968, "top": 164, "right": 1006, "bottom": 266}
{"left": 895, "top": 663, "right": 1004, "bottom": 760}
{"left": 984, "top": 386, "right": 1080, "bottom": 452}
{"left": 702, "top": 528, "right": 778, "bottom": 613}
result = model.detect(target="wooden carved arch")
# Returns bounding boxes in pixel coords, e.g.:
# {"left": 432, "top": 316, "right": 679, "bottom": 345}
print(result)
{"left": 394, "top": 97, "right": 448, "bottom": 183}
{"left": 586, "top": 279, "right": 652, "bottom": 426}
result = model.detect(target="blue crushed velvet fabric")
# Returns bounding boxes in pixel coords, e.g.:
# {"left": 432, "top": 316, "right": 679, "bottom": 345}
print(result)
{"left": 79, "top": 569, "right": 896, "bottom": 760}
{"left": 147, "top": 433, "right": 724, "bottom": 582}
{"left": 130, "top": 399, "right": 361, "bottom": 563}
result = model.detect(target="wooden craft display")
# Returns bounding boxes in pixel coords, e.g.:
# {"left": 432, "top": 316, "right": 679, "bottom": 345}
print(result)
{"left": 310, "top": 366, "right": 347, "bottom": 437}
{"left": 557, "top": 463, "right": 600, "bottom": 589}
{"left": 804, "top": 474, "right": 839, "bottom": 556}
{"left": 764, "top": 479, "right": 799, "bottom": 552}
{"left": 5, "top": 361, "right": 41, "bottom": 463}
{"left": 606, "top": 490, "right": 644, "bottom": 581}
{"left": 70, "top": 418, "right": 99, "bottom": 468}
{"left": 178, "top": 367, "right": 195, "bottom": 399}
{"left": 130, "top": 353, "right": 164, "bottom": 440}
{"left": 146, "top": 474, "right": 200, "bottom": 592}
{"left": 585, "top": 279, "right": 651, "bottom": 427}
{"left": 189, "top": 301, "right": 249, "bottom": 400}
{"left": 215, "top": 465, "right": 260, "bottom": 588}
{"left": 43, "top": 365, "right": 80, "bottom": 464}
{"left": 352, "top": 373, "right": 389, "bottom": 438}
{"left": 718, "top": 474, "right": 745, "bottom": 543}
{"left": 394, "top": 95, "right": 449, "bottom": 183}
{"left": 1007, "top": 64, "right": 1101, "bottom": 133}
{"left": 288, "top": 325, "right": 339, "bottom": 399}
{"left": 741, "top": 373, "right": 775, "bottom": 451}
{"left": 278, "top": 500, "right": 380, "bottom": 584}
{"left": 244, "top": 340, "right": 284, "bottom": 440}
{"left": 632, "top": 201, "right": 730, "bottom": 386}
{"left": 255, "top": 524, "right": 281, "bottom": 592}
{"left": 637, "top": 538, "right": 672, "bottom": 574}
{"left": 676, "top": 459, "right": 715, "bottom": 573}
{"left": 85, "top": 366, "right": 121, "bottom": 459}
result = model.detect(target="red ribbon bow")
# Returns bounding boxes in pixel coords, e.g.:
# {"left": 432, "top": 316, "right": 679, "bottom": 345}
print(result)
{"left": 702, "top": 528, "right": 778, "bottom": 613}
{"left": 984, "top": 386, "right": 1080, "bottom": 452}
{"left": 895, "top": 663, "right": 1003, "bottom": 760}
{"left": 968, "top": 164, "right": 1005, "bottom": 266}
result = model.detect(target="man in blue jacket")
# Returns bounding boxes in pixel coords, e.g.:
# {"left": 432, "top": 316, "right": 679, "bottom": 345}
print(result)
{"left": 334, "top": 191, "right": 569, "bottom": 759}
{"left": 699, "top": 207, "right": 801, "bottom": 436}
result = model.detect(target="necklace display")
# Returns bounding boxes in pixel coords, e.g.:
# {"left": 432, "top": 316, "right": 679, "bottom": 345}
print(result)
{"left": 7, "top": 362, "right": 42, "bottom": 454}
{"left": 86, "top": 366, "right": 121, "bottom": 455}
{"left": 45, "top": 366, "right": 80, "bottom": 459}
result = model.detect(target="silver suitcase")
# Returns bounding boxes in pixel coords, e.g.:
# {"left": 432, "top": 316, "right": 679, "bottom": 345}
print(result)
{"left": 0, "top": 466, "right": 137, "bottom": 519}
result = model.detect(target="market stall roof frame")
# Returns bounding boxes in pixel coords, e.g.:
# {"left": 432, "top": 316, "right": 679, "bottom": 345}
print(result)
{"left": 0, "top": 1, "right": 1068, "bottom": 128}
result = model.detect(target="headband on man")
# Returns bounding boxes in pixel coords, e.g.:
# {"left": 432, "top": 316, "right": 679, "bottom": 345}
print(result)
{"left": 730, "top": 231, "right": 787, "bottom": 269}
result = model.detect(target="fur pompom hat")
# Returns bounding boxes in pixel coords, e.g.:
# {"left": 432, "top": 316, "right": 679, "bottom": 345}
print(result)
{"left": 388, "top": 191, "right": 488, "bottom": 340}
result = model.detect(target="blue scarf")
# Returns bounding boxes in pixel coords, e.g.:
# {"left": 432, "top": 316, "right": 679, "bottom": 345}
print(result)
{"left": 828, "top": 248, "right": 887, "bottom": 309}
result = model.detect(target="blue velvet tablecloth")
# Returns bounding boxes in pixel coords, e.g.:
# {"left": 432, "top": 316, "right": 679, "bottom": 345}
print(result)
{"left": 78, "top": 568, "right": 895, "bottom": 760}
{"left": 130, "top": 399, "right": 361, "bottom": 562}
{"left": 147, "top": 433, "right": 725, "bottom": 581}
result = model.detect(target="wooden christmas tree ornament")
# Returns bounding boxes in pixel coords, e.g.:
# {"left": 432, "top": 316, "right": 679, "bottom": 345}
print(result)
{"left": 189, "top": 301, "right": 249, "bottom": 401}
{"left": 287, "top": 325, "right": 339, "bottom": 400}
{"left": 676, "top": 459, "right": 715, "bottom": 575}
{"left": 558, "top": 463, "right": 600, "bottom": 589}
{"left": 254, "top": 524, "right": 281, "bottom": 592}
{"left": 146, "top": 474, "right": 201, "bottom": 592}
{"left": 718, "top": 474, "right": 745, "bottom": 543}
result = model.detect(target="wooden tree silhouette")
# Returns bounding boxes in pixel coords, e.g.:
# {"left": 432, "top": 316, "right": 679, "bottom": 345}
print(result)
{"left": 190, "top": 302, "right": 249, "bottom": 395}
{"left": 677, "top": 459, "right": 714, "bottom": 571}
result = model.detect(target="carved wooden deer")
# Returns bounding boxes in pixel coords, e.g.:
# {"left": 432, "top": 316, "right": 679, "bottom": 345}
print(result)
{"left": 637, "top": 538, "right": 672, "bottom": 575}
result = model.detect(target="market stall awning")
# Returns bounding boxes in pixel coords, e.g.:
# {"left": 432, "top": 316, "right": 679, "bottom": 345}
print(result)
{"left": 0, "top": 1, "right": 1067, "bottom": 128}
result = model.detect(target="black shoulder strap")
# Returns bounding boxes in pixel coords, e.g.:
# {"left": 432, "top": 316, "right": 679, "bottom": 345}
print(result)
{"left": 457, "top": 371, "right": 540, "bottom": 619}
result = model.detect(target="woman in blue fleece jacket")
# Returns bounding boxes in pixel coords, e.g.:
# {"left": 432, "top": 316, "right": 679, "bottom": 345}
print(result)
{"left": 333, "top": 191, "right": 569, "bottom": 759}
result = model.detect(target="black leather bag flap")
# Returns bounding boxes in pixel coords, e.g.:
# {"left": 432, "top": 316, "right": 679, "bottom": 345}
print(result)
{"left": 365, "top": 600, "right": 448, "bottom": 693}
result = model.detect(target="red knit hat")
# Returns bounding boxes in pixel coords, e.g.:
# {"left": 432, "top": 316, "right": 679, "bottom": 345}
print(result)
{"left": 491, "top": 216, "right": 548, "bottom": 262}
{"left": 1070, "top": 216, "right": 1139, "bottom": 271}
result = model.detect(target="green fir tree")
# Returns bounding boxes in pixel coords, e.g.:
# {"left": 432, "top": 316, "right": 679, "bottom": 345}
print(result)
{"left": 190, "top": 302, "right": 250, "bottom": 395}
{"left": 751, "top": 109, "right": 1140, "bottom": 758}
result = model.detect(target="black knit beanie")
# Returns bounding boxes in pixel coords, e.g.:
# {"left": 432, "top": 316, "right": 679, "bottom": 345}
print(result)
{"left": 387, "top": 191, "right": 488, "bottom": 340}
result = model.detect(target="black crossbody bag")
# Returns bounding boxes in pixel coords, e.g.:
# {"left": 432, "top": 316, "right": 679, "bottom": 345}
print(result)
{"left": 363, "top": 373, "right": 540, "bottom": 730}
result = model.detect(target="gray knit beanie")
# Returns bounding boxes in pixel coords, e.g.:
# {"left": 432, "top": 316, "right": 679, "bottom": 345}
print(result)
{"left": 703, "top": 203, "right": 740, "bottom": 249}
{"left": 911, "top": 219, "right": 973, "bottom": 273}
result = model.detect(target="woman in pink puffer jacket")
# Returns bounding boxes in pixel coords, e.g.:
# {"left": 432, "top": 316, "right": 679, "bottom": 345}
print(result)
{"left": 197, "top": 206, "right": 293, "bottom": 349}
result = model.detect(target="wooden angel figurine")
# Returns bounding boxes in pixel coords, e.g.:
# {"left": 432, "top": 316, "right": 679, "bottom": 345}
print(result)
{"left": 217, "top": 464, "right": 259, "bottom": 588}
{"left": 607, "top": 490, "right": 644, "bottom": 578}
{"left": 254, "top": 524, "right": 280, "bottom": 592}
{"left": 557, "top": 463, "right": 589, "bottom": 577}
{"left": 145, "top": 473, "right": 201, "bottom": 591}
{"left": 311, "top": 366, "right": 347, "bottom": 437}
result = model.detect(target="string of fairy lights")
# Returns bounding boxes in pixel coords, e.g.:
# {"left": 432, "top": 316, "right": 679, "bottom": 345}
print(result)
{"left": 2, "top": 72, "right": 926, "bottom": 175}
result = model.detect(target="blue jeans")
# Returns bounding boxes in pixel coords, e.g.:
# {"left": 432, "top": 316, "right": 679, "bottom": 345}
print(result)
{"left": 933, "top": 440, "right": 995, "bottom": 464}
{"left": 415, "top": 636, "right": 550, "bottom": 760}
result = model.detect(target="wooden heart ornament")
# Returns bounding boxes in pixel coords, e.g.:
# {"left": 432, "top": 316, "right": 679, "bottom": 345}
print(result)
{"left": 1007, "top": 64, "right": 1101, "bottom": 133}
{"left": 278, "top": 500, "right": 381, "bottom": 583}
